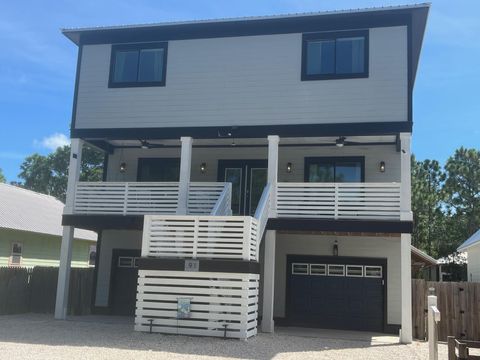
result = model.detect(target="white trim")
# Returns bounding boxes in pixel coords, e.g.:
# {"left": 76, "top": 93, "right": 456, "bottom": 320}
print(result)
{"left": 346, "top": 265, "right": 363, "bottom": 277}
{"left": 309, "top": 264, "right": 327, "bottom": 276}
{"left": 364, "top": 265, "right": 382, "bottom": 278}
{"left": 291, "top": 263, "right": 309, "bottom": 275}
{"left": 327, "top": 264, "right": 345, "bottom": 277}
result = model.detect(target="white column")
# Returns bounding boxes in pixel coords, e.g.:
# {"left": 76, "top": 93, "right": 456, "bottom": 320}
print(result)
{"left": 400, "top": 233, "right": 412, "bottom": 343}
{"left": 261, "top": 230, "right": 276, "bottom": 333}
{"left": 177, "top": 136, "right": 192, "bottom": 215}
{"left": 399, "top": 132, "right": 412, "bottom": 343}
{"left": 267, "top": 135, "right": 279, "bottom": 217}
{"left": 55, "top": 138, "right": 83, "bottom": 319}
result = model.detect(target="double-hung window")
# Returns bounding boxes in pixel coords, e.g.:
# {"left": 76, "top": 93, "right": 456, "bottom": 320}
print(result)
{"left": 302, "top": 30, "right": 368, "bottom": 80}
{"left": 109, "top": 42, "right": 168, "bottom": 87}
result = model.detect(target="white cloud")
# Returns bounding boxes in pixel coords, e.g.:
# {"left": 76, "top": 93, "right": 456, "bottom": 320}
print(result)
{"left": 34, "top": 133, "right": 69, "bottom": 151}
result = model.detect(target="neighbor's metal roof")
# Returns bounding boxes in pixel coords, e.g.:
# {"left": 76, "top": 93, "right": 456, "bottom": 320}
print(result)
{"left": 0, "top": 183, "right": 96, "bottom": 241}
{"left": 458, "top": 229, "right": 480, "bottom": 252}
{"left": 61, "top": 3, "right": 430, "bottom": 35}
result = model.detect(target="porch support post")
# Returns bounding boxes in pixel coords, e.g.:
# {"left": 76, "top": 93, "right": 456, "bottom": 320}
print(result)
{"left": 55, "top": 138, "right": 83, "bottom": 319}
{"left": 261, "top": 229, "right": 276, "bottom": 333}
{"left": 177, "top": 136, "right": 192, "bottom": 215}
{"left": 267, "top": 135, "right": 279, "bottom": 217}
{"left": 399, "top": 132, "right": 412, "bottom": 343}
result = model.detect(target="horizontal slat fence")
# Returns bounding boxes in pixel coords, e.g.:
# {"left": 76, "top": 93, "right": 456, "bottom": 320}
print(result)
{"left": 0, "top": 267, "right": 93, "bottom": 315}
{"left": 412, "top": 279, "right": 480, "bottom": 342}
{"left": 74, "top": 182, "right": 227, "bottom": 216}
{"left": 135, "top": 270, "right": 259, "bottom": 339}
{"left": 142, "top": 215, "right": 258, "bottom": 261}
{"left": 276, "top": 182, "right": 401, "bottom": 220}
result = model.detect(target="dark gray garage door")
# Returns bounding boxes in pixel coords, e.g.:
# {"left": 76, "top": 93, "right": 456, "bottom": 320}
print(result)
{"left": 287, "top": 256, "right": 385, "bottom": 332}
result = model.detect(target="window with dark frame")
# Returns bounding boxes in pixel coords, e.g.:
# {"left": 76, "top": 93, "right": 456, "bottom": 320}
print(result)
{"left": 109, "top": 42, "right": 168, "bottom": 88}
{"left": 302, "top": 30, "right": 369, "bottom": 81}
{"left": 305, "top": 157, "right": 365, "bottom": 183}
{"left": 10, "top": 242, "right": 22, "bottom": 266}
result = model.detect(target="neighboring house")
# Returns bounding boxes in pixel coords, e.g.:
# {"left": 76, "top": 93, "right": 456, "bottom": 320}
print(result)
{"left": 457, "top": 229, "right": 480, "bottom": 282}
{"left": 0, "top": 183, "right": 96, "bottom": 267}
{"left": 55, "top": 4, "right": 429, "bottom": 343}
{"left": 411, "top": 245, "right": 438, "bottom": 281}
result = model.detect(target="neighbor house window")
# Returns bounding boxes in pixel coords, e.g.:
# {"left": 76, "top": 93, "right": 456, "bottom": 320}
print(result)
{"left": 305, "top": 157, "right": 364, "bottom": 183}
{"left": 10, "top": 242, "right": 22, "bottom": 266}
{"left": 109, "top": 42, "right": 168, "bottom": 87}
{"left": 302, "top": 30, "right": 368, "bottom": 80}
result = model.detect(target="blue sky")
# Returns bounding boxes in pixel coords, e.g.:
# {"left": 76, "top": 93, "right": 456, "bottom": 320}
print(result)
{"left": 0, "top": 0, "right": 479, "bottom": 181}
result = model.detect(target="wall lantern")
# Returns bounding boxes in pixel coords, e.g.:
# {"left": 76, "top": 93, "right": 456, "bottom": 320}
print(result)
{"left": 119, "top": 162, "right": 127, "bottom": 173}
{"left": 333, "top": 240, "right": 339, "bottom": 256}
{"left": 286, "top": 162, "right": 293, "bottom": 173}
{"left": 200, "top": 162, "right": 207, "bottom": 174}
{"left": 379, "top": 161, "right": 386, "bottom": 173}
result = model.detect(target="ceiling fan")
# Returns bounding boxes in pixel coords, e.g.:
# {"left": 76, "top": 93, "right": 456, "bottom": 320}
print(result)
{"left": 139, "top": 139, "right": 165, "bottom": 149}
{"left": 334, "top": 136, "right": 362, "bottom": 147}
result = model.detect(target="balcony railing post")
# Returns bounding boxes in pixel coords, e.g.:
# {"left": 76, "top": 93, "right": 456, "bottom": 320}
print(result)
{"left": 123, "top": 183, "right": 129, "bottom": 216}
{"left": 334, "top": 183, "right": 339, "bottom": 219}
{"left": 243, "top": 217, "right": 252, "bottom": 261}
{"left": 192, "top": 217, "right": 199, "bottom": 259}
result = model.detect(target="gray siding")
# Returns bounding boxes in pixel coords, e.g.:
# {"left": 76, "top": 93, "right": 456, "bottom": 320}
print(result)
{"left": 76, "top": 26, "right": 408, "bottom": 130}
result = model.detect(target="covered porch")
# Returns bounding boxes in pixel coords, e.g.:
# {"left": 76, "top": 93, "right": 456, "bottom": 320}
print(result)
{"left": 55, "top": 131, "right": 414, "bottom": 342}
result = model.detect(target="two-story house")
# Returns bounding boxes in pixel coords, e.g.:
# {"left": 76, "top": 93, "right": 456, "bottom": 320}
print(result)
{"left": 55, "top": 4, "right": 429, "bottom": 342}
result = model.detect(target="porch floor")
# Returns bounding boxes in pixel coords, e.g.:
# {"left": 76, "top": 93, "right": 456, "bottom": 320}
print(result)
{"left": 0, "top": 314, "right": 446, "bottom": 359}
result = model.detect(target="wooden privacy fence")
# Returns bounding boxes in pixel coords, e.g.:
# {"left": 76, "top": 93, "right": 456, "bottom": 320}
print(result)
{"left": 0, "top": 266, "right": 93, "bottom": 315}
{"left": 412, "top": 279, "right": 480, "bottom": 342}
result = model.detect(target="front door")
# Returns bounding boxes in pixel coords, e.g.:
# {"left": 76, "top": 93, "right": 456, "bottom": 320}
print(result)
{"left": 217, "top": 160, "right": 267, "bottom": 215}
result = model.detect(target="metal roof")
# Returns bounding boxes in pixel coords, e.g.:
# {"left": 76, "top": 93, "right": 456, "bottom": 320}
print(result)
{"left": 0, "top": 183, "right": 96, "bottom": 241}
{"left": 458, "top": 229, "right": 480, "bottom": 252}
{"left": 61, "top": 3, "right": 430, "bottom": 35}
{"left": 411, "top": 245, "right": 437, "bottom": 265}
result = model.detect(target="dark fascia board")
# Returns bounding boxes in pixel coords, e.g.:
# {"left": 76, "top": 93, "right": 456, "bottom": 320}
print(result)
{"left": 72, "top": 121, "right": 412, "bottom": 141}
{"left": 63, "top": 6, "right": 429, "bottom": 83}
{"left": 267, "top": 218, "right": 413, "bottom": 234}
{"left": 137, "top": 257, "right": 260, "bottom": 274}
{"left": 62, "top": 214, "right": 144, "bottom": 231}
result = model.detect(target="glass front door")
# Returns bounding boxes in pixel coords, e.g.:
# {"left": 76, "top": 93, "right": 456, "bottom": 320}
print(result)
{"left": 218, "top": 160, "right": 268, "bottom": 215}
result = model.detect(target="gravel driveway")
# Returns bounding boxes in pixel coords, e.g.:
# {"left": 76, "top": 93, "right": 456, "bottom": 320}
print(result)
{"left": 0, "top": 314, "right": 447, "bottom": 359}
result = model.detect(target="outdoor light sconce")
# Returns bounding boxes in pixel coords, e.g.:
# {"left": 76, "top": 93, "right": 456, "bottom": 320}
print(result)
{"left": 119, "top": 162, "right": 127, "bottom": 173}
{"left": 379, "top": 161, "right": 386, "bottom": 173}
{"left": 200, "top": 162, "right": 207, "bottom": 174}
{"left": 286, "top": 162, "right": 293, "bottom": 173}
{"left": 333, "top": 240, "right": 339, "bottom": 256}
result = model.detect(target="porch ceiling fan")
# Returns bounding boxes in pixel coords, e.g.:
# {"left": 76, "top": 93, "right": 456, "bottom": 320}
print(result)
{"left": 334, "top": 136, "right": 362, "bottom": 147}
{"left": 139, "top": 139, "right": 164, "bottom": 149}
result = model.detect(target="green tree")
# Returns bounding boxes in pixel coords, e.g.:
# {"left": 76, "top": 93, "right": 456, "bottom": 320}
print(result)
{"left": 411, "top": 156, "right": 446, "bottom": 257}
{"left": 0, "top": 168, "right": 6, "bottom": 183}
{"left": 444, "top": 147, "right": 480, "bottom": 244}
{"left": 18, "top": 145, "right": 104, "bottom": 202}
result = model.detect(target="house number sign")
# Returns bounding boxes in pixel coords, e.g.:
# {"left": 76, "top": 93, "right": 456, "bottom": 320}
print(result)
{"left": 184, "top": 259, "right": 199, "bottom": 272}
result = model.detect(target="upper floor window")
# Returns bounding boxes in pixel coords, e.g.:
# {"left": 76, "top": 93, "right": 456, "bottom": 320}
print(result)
{"left": 301, "top": 30, "right": 368, "bottom": 81}
{"left": 109, "top": 42, "right": 168, "bottom": 88}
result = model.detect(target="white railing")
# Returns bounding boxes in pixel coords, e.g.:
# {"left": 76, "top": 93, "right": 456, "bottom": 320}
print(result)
{"left": 74, "top": 182, "right": 179, "bottom": 215}
{"left": 142, "top": 215, "right": 258, "bottom": 261}
{"left": 276, "top": 182, "right": 401, "bottom": 220}
{"left": 73, "top": 182, "right": 228, "bottom": 216}
{"left": 210, "top": 183, "right": 233, "bottom": 216}
{"left": 188, "top": 182, "right": 228, "bottom": 215}
{"left": 253, "top": 183, "right": 271, "bottom": 247}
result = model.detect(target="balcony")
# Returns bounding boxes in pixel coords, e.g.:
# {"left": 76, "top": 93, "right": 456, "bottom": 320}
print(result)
{"left": 72, "top": 181, "right": 228, "bottom": 216}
